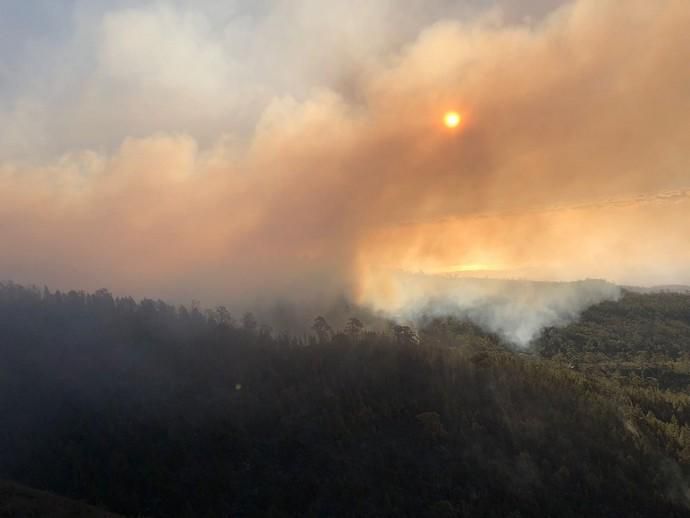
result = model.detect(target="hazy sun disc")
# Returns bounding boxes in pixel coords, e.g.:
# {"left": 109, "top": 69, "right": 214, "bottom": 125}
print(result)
{"left": 444, "top": 111, "right": 461, "bottom": 128}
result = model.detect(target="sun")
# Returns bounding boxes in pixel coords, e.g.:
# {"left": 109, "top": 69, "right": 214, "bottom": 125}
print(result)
{"left": 443, "top": 111, "right": 461, "bottom": 128}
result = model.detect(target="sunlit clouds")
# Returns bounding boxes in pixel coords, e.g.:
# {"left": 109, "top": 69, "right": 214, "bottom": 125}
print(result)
{"left": 0, "top": 0, "right": 688, "bottom": 310}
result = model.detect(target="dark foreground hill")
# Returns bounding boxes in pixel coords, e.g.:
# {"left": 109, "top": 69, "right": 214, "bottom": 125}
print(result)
{"left": 1, "top": 282, "right": 690, "bottom": 517}
{"left": 0, "top": 479, "right": 120, "bottom": 517}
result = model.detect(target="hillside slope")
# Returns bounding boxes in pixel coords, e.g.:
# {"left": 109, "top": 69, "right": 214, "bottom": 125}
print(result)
{"left": 1, "top": 283, "right": 690, "bottom": 516}
{"left": 0, "top": 480, "right": 120, "bottom": 517}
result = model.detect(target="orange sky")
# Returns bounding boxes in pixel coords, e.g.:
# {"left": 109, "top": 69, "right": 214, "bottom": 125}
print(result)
{"left": 0, "top": 0, "right": 688, "bottom": 310}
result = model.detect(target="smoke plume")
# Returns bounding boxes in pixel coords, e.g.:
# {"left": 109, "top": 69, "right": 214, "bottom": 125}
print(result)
{"left": 0, "top": 0, "right": 688, "bottom": 340}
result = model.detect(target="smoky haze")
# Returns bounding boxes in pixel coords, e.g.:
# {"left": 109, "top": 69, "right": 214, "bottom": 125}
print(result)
{"left": 0, "top": 0, "right": 688, "bottom": 341}
{"left": 378, "top": 275, "right": 621, "bottom": 345}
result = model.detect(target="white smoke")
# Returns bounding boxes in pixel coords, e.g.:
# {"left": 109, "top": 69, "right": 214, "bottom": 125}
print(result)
{"left": 371, "top": 275, "right": 621, "bottom": 345}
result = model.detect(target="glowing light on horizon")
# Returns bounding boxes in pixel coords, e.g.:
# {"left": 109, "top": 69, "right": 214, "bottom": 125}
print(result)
{"left": 446, "top": 263, "right": 498, "bottom": 272}
{"left": 403, "top": 263, "right": 506, "bottom": 276}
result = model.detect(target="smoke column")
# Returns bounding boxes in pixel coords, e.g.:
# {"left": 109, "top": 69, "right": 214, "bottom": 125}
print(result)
{"left": 0, "top": 0, "right": 688, "bottom": 339}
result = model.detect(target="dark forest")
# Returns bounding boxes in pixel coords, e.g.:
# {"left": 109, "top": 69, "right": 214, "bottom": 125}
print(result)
{"left": 2, "top": 282, "right": 690, "bottom": 516}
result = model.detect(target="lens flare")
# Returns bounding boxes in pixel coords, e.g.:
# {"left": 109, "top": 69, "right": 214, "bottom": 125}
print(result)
{"left": 444, "top": 111, "right": 461, "bottom": 128}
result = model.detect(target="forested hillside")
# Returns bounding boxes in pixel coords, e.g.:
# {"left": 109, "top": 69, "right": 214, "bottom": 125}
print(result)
{"left": 0, "top": 480, "right": 121, "bottom": 517}
{"left": 1, "top": 282, "right": 689, "bottom": 517}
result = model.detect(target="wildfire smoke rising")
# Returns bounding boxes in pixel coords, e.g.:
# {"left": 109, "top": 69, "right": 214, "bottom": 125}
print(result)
{"left": 0, "top": 0, "right": 689, "bottom": 340}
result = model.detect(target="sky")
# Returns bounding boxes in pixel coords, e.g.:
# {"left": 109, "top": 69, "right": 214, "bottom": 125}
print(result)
{"left": 0, "top": 0, "right": 689, "bottom": 313}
